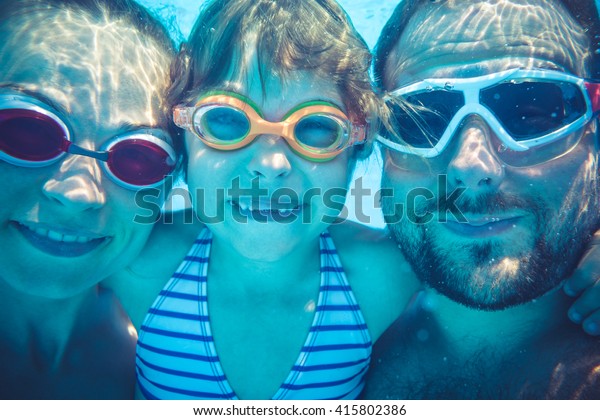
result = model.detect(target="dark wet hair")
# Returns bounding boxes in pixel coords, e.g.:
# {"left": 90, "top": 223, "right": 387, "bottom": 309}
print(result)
{"left": 168, "top": 0, "right": 377, "bottom": 128}
{"left": 374, "top": 0, "right": 600, "bottom": 85}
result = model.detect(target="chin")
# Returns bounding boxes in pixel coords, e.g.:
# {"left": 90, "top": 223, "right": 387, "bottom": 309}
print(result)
{"left": 420, "top": 235, "right": 577, "bottom": 310}
{"left": 4, "top": 273, "right": 100, "bottom": 300}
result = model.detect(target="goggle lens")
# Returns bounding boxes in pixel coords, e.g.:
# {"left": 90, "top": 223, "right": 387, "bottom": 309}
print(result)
{"left": 480, "top": 80, "right": 587, "bottom": 140}
{"left": 294, "top": 114, "right": 344, "bottom": 149}
{"left": 0, "top": 108, "right": 66, "bottom": 162}
{"left": 196, "top": 106, "right": 250, "bottom": 142}
{"left": 107, "top": 139, "right": 174, "bottom": 187}
{"left": 384, "top": 90, "right": 464, "bottom": 148}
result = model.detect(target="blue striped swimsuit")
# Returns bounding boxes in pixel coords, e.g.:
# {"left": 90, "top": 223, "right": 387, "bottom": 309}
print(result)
{"left": 136, "top": 228, "right": 372, "bottom": 400}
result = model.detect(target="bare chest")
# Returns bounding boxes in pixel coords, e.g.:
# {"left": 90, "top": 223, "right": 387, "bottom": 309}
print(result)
{"left": 208, "top": 283, "right": 319, "bottom": 399}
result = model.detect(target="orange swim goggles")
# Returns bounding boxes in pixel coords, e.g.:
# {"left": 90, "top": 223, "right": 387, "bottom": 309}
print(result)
{"left": 173, "top": 92, "right": 367, "bottom": 161}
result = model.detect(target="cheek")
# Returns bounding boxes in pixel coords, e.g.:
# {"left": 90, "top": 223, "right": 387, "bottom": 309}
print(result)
{"left": 314, "top": 158, "right": 350, "bottom": 193}
{"left": 0, "top": 166, "right": 58, "bottom": 216}
{"left": 104, "top": 187, "right": 156, "bottom": 228}
{"left": 518, "top": 143, "right": 598, "bottom": 203}
{"left": 383, "top": 156, "right": 436, "bottom": 192}
{"left": 184, "top": 134, "right": 239, "bottom": 191}
{"left": 185, "top": 151, "right": 222, "bottom": 191}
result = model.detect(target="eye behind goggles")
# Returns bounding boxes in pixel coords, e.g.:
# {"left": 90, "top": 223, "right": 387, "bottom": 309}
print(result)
{"left": 174, "top": 93, "right": 368, "bottom": 162}
{"left": 0, "top": 95, "right": 176, "bottom": 189}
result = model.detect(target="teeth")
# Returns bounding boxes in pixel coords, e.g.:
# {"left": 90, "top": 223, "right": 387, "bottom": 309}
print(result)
{"left": 30, "top": 225, "right": 96, "bottom": 243}
{"left": 232, "top": 201, "right": 299, "bottom": 218}
{"left": 33, "top": 227, "right": 48, "bottom": 237}
{"left": 47, "top": 230, "right": 63, "bottom": 242}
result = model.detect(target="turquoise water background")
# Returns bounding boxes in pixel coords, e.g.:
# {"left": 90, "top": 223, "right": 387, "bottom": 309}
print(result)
{"left": 138, "top": 0, "right": 395, "bottom": 227}
{"left": 137, "top": 0, "right": 397, "bottom": 49}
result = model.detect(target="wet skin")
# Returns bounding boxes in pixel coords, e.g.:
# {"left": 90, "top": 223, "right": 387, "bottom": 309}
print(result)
{"left": 0, "top": 8, "right": 172, "bottom": 398}
{"left": 364, "top": 0, "right": 600, "bottom": 399}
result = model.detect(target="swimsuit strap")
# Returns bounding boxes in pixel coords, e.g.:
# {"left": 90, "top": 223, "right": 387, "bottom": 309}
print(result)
{"left": 136, "top": 228, "right": 371, "bottom": 400}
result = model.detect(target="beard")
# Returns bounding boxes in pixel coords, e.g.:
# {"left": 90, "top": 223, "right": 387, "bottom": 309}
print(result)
{"left": 382, "top": 167, "right": 600, "bottom": 310}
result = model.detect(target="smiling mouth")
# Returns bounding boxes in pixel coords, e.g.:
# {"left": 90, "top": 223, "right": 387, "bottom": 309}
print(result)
{"left": 229, "top": 199, "right": 304, "bottom": 220}
{"left": 442, "top": 215, "right": 523, "bottom": 238}
{"left": 14, "top": 222, "right": 109, "bottom": 257}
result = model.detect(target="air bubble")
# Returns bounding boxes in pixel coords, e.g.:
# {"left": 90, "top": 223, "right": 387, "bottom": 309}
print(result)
{"left": 417, "top": 329, "right": 430, "bottom": 341}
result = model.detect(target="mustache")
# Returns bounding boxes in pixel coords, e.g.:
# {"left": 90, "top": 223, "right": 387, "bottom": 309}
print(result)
{"left": 419, "top": 188, "right": 543, "bottom": 216}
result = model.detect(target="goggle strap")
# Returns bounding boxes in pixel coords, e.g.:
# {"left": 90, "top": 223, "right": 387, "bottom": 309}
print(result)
{"left": 351, "top": 125, "right": 367, "bottom": 144}
{"left": 585, "top": 81, "right": 600, "bottom": 116}
{"left": 67, "top": 143, "right": 109, "bottom": 162}
{"left": 173, "top": 107, "right": 191, "bottom": 128}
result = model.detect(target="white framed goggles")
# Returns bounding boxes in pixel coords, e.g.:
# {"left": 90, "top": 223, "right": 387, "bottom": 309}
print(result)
{"left": 174, "top": 92, "right": 367, "bottom": 162}
{"left": 377, "top": 68, "right": 600, "bottom": 166}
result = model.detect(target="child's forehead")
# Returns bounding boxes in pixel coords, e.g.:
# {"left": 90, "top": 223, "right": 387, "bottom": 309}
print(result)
{"left": 208, "top": 70, "right": 344, "bottom": 110}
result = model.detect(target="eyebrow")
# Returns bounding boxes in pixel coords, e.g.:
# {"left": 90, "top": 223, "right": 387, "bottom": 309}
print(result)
{"left": 0, "top": 82, "right": 70, "bottom": 116}
{"left": 118, "top": 122, "right": 169, "bottom": 136}
{"left": 118, "top": 122, "right": 172, "bottom": 143}
{"left": 119, "top": 122, "right": 154, "bottom": 132}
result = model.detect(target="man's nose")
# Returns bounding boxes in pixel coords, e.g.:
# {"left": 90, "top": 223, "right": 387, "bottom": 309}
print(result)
{"left": 446, "top": 115, "right": 505, "bottom": 192}
{"left": 42, "top": 152, "right": 107, "bottom": 211}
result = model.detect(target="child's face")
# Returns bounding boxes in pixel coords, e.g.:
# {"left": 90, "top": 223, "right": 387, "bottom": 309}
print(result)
{"left": 185, "top": 55, "right": 353, "bottom": 261}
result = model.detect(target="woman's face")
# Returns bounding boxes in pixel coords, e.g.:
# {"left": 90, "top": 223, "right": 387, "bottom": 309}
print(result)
{"left": 185, "top": 56, "right": 354, "bottom": 261}
{"left": 0, "top": 10, "right": 173, "bottom": 298}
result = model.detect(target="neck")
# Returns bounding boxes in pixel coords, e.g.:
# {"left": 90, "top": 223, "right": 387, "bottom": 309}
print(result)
{"left": 209, "top": 234, "right": 321, "bottom": 295}
{"left": 0, "top": 279, "right": 99, "bottom": 371}
{"left": 426, "top": 283, "right": 571, "bottom": 353}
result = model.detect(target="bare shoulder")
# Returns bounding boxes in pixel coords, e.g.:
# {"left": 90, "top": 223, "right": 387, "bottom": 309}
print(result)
{"left": 329, "top": 221, "right": 420, "bottom": 342}
{"left": 329, "top": 220, "right": 402, "bottom": 261}
{"left": 103, "top": 210, "right": 204, "bottom": 329}
{"left": 92, "top": 287, "right": 138, "bottom": 357}
{"left": 542, "top": 333, "right": 600, "bottom": 399}
{"left": 71, "top": 288, "right": 138, "bottom": 398}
